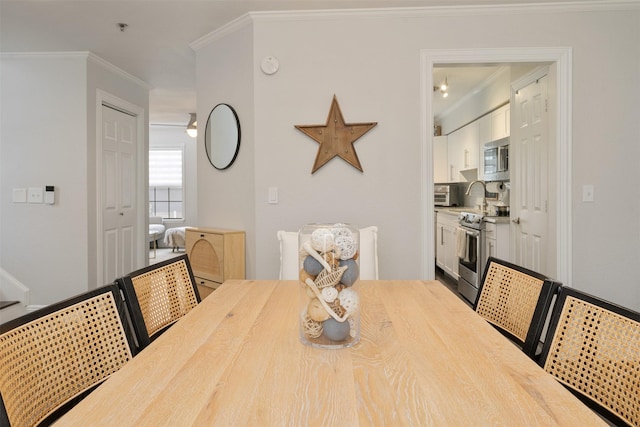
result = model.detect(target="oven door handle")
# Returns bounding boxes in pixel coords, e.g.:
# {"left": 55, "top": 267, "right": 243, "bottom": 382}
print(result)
{"left": 458, "top": 226, "right": 480, "bottom": 238}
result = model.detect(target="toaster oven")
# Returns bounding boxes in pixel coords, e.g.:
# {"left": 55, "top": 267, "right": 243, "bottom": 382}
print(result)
{"left": 434, "top": 184, "right": 458, "bottom": 207}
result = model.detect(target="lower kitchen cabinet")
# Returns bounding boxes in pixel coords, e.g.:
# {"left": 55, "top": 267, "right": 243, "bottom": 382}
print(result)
{"left": 483, "top": 221, "right": 510, "bottom": 270}
{"left": 436, "top": 211, "right": 459, "bottom": 280}
{"left": 185, "top": 227, "right": 245, "bottom": 299}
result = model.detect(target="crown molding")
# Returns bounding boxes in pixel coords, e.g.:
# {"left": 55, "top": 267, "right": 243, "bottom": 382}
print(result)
{"left": 87, "top": 53, "right": 152, "bottom": 90}
{"left": 189, "top": 1, "right": 639, "bottom": 50}
{"left": 190, "top": 14, "right": 253, "bottom": 51}
{"left": 247, "top": 1, "right": 639, "bottom": 22}
{"left": 1, "top": 51, "right": 151, "bottom": 90}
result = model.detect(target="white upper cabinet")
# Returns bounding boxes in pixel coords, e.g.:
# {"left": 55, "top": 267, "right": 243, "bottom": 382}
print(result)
{"left": 435, "top": 103, "right": 509, "bottom": 183}
{"left": 478, "top": 114, "right": 493, "bottom": 144}
{"left": 491, "top": 104, "right": 511, "bottom": 140}
{"left": 477, "top": 104, "right": 510, "bottom": 181}
{"left": 447, "top": 120, "right": 479, "bottom": 182}
{"left": 477, "top": 114, "right": 492, "bottom": 181}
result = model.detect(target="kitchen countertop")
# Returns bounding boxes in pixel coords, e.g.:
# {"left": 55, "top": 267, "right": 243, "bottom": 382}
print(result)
{"left": 435, "top": 207, "right": 510, "bottom": 223}
{"left": 483, "top": 215, "right": 511, "bottom": 224}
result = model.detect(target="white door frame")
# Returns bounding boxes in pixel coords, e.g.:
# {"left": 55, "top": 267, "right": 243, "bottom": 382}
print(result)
{"left": 96, "top": 89, "right": 147, "bottom": 287}
{"left": 420, "top": 47, "right": 572, "bottom": 286}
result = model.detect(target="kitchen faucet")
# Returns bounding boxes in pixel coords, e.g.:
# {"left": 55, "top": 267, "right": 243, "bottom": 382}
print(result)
{"left": 465, "top": 180, "right": 488, "bottom": 214}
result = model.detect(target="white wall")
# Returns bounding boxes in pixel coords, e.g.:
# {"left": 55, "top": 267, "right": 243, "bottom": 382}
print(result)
{"left": 195, "top": 4, "right": 640, "bottom": 311}
{"left": 0, "top": 53, "right": 149, "bottom": 305}
{"left": 1, "top": 54, "right": 89, "bottom": 304}
{"left": 194, "top": 20, "right": 256, "bottom": 277}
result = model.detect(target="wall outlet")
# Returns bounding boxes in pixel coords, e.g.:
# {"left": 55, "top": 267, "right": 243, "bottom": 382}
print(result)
{"left": 27, "top": 187, "right": 44, "bottom": 203}
{"left": 582, "top": 184, "right": 594, "bottom": 202}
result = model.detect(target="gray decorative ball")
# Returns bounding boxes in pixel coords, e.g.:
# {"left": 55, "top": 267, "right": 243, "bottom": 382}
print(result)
{"left": 339, "top": 259, "right": 359, "bottom": 286}
{"left": 322, "top": 318, "right": 350, "bottom": 341}
{"left": 303, "top": 256, "right": 323, "bottom": 276}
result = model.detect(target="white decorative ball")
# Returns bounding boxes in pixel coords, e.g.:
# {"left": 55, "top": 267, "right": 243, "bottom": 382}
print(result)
{"left": 331, "top": 224, "right": 352, "bottom": 238}
{"left": 310, "top": 228, "right": 335, "bottom": 252}
{"left": 338, "top": 288, "right": 359, "bottom": 314}
{"left": 335, "top": 235, "right": 357, "bottom": 260}
{"left": 321, "top": 286, "right": 338, "bottom": 303}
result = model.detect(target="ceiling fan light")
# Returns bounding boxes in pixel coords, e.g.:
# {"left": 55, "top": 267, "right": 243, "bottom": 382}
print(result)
{"left": 186, "top": 113, "right": 197, "bottom": 138}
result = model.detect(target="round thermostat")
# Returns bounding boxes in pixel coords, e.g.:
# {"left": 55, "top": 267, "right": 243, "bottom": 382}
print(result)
{"left": 260, "top": 56, "right": 280, "bottom": 75}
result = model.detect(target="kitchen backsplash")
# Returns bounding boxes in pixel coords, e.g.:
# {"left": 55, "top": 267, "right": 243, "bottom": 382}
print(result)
{"left": 439, "top": 181, "right": 509, "bottom": 211}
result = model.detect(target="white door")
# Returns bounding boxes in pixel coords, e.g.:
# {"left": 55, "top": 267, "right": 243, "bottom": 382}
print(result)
{"left": 511, "top": 76, "right": 549, "bottom": 274}
{"left": 102, "top": 105, "right": 137, "bottom": 285}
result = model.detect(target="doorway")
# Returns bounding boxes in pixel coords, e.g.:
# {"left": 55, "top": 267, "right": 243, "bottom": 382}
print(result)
{"left": 420, "top": 47, "right": 572, "bottom": 286}
{"left": 96, "top": 90, "right": 147, "bottom": 289}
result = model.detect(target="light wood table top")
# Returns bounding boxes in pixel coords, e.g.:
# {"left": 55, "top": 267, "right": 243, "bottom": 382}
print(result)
{"left": 56, "top": 280, "right": 605, "bottom": 426}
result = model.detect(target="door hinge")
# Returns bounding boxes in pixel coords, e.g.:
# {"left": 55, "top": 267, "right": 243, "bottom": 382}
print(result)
{"left": 545, "top": 99, "right": 548, "bottom": 113}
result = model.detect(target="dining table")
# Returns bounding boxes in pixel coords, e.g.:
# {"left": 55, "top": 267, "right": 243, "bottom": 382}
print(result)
{"left": 55, "top": 280, "right": 606, "bottom": 426}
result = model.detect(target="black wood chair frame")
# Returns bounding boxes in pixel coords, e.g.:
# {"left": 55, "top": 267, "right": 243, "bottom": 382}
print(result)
{"left": 474, "top": 256, "right": 560, "bottom": 359}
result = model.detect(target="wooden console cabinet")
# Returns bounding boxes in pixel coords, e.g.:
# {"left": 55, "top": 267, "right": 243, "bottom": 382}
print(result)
{"left": 185, "top": 227, "right": 245, "bottom": 299}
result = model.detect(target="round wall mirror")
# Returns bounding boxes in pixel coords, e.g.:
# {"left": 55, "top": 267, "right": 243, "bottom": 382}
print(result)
{"left": 205, "top": 103, "right": 241, "bottom": 170}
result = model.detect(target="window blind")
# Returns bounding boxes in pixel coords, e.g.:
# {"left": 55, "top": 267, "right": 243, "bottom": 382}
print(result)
{"left": 149, "top": 149, "right": 183, "bottom": 187}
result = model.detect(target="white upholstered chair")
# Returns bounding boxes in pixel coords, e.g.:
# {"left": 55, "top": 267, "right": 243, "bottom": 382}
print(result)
{"left": 277, "top": 226, "right": 379, "bottom": 280}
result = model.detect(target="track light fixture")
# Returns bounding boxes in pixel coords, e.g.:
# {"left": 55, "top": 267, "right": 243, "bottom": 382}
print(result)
{"left": 433, "top": 76, "right": 449, "bottom": 98}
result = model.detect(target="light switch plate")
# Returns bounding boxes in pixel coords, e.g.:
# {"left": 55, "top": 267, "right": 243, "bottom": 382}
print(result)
{"left": 268, "top": 187, "right": 278, "bottom": 204}
{"left": 13, "top": 188, "right": 27, "bottom": 203}
{"left": 28, "top": 187, "right": 44, "bottom": 203}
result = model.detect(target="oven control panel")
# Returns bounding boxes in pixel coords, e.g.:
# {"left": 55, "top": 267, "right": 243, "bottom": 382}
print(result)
{"left": 458, "top": 212, "right": 484, "bottom": 229}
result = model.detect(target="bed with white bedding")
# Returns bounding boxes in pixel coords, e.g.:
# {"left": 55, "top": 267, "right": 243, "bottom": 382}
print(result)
{"left": 164, "top": 227, "right": 187, "bottom": 251}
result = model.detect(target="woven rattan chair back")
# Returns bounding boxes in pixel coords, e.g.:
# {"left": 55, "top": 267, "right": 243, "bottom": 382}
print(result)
{"left": 117, "top": 254, "right": 200, "bottom": 351}
{"left": 539, "top": 287, "right": 640, "bottom": 426}
{"left": 0, "top": 285, "right": 134, "bottom": 427}
{"left": 474, "top": 257, "right": 560, "bottom": 358}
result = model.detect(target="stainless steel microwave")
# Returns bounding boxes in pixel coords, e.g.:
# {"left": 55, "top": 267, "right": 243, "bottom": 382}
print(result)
{"left": 483, "top": 137, "right": 509, "bottom": 181}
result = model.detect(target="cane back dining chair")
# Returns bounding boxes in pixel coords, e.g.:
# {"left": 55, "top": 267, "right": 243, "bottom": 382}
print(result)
{"left": 116, "top": 254, "right": 200, "bottom": 352}
{"left": 0, "top": 285, "right": 134, "bottom": 427}
{"left": 474, "top": 257, "right": 560, "bottom": 359}
{"left": 539, "top": 287, "right": 640, "bottom": 427}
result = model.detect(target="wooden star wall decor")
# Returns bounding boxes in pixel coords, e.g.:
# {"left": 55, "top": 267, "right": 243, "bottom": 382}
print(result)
{"left": 295, "top": 95, "right": 377, "bottom": 174}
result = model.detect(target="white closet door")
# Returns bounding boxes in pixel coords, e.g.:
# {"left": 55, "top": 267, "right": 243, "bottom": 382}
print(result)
{"left": 102, "top": 105, "right": 137, "bottom": 285}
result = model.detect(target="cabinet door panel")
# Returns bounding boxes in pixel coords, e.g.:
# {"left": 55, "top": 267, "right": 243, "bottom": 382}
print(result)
{"left": 188, "top": 233, "right": 224, "bottom": 282}
{"left": 195, "top": 277, "right": 220, "bottom": 300}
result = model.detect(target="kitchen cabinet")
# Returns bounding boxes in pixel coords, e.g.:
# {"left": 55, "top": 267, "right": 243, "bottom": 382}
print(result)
{"left": 433, "top": 135, "right": 448, "bottom": 183}
{"left": 477, "top": 104, "right": 510, "bottom": 181}
{"left": 185, "top": 227, "right": 245, "bottom": 299}
{"left": 477, "top": 114, "right": 492, "bottom": 181}
{"left": 447, "top": 120, "right": 479, "bottom": 182}
{"left": 478, "top": 113, "right": 493, "bottom": 145}
{"left": 491, "top": 104, "right": 510, "bottom": 140}
{"left": 483, "top": 221, "right": 510, "bottom": 272}
{"left": 436, "top": 211, "right": 459, "bottom": 279}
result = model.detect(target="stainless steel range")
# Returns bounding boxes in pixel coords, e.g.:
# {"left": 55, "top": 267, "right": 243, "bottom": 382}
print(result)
{"left": 457, "top": 211, "right": 484, "bottom": 304}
